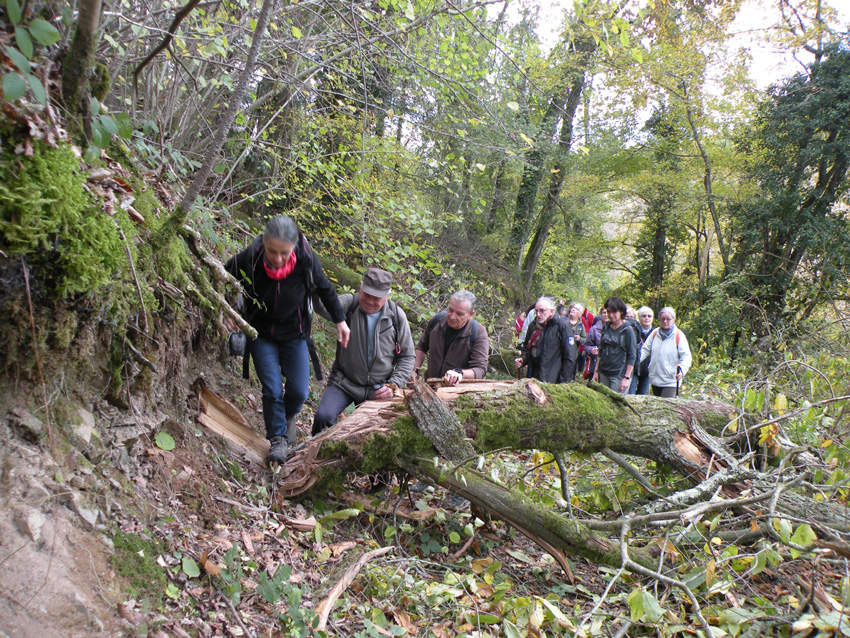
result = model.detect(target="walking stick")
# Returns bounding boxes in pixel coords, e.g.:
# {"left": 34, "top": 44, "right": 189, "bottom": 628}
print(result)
{"left": 676, "top": 365, "right": 682, "bottom": 397}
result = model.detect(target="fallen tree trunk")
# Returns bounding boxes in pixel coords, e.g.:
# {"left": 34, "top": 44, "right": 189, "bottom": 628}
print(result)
{"left": 189, "top": 376, "right": 850, "bottom": 575}
{"left": 277, "top": 379, "right": 737, "bottom": 496}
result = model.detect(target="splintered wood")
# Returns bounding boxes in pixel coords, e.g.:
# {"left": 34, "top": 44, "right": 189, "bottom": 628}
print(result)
{"left": 193, "top": 377, "right": 514, "bottom": 472}
{"left": 193, "top": 377, "right": 269, "bottom": 464}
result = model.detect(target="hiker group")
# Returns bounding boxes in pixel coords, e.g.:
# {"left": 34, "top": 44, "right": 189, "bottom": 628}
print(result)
{"left": 513, "top": 295, "right": 691, "bottom": 398}
{"left": 224, "top": 215, "right": 690, "bottom": 465}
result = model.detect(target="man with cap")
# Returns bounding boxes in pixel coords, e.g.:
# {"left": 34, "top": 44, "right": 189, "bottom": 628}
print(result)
{"left": 312, "top": 267, "right": 416, "bottom": 434}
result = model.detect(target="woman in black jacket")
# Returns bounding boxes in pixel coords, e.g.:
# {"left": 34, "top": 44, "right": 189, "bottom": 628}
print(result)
{"left": 225, "top": 216, "right": 350, "bottom": 464}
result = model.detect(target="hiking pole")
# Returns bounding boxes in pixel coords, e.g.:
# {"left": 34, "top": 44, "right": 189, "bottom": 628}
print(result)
{"left": 676, "top": 365, "right": 682, "bottom": 397}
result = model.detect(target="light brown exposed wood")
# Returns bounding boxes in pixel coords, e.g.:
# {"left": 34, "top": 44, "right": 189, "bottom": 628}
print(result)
{"left": 193, "top": 378, "right": 268, "bottom": 464}
{"left": 315, "top": 546, "right": 395, "bottom": 631}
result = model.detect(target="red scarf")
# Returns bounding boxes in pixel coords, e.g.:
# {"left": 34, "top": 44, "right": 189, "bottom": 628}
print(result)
{"left": 263, "top": 251, "right": 297, "bottom": 280}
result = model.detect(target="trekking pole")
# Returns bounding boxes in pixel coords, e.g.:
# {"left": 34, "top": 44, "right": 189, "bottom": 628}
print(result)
{"left": 676, "top": 365, "right": 682, "bottom": 397}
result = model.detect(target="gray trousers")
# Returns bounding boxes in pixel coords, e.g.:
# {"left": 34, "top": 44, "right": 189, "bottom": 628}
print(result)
{"left": 598, "top": 371, "right": 625, "bottom": 393}
{"left": 651, "top": 385, "right": 677, "bottom": 398}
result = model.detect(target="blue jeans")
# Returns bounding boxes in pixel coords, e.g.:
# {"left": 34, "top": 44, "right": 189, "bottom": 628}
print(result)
{"left": 635, "top": 372, "right": 650, "bottom": 395}
{"left": 250, "top": 337, "right": 310, "bottom": 441}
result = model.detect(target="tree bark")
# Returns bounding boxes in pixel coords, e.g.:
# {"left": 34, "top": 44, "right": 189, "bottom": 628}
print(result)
{"left": 61, "top": 0, "right": 103, "bottom": 117}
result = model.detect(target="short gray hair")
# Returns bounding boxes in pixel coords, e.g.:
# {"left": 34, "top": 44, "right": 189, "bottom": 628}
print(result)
{"left": 450, "top": 290, "right": 476, "bottom": 312}
{"left": 536, "top": 296, "right": 556, "bottom": 311}
{"left": 659, "top": 306, "right": 676, "bottom": 321}
{"left": 263, "top": 215, "right": 299, "bottom": 244}
{"left": 637, "top": 306, "right": 654, "bottom": 318}
{"left": 571, "top": 302, "right": 584, "bottom": 313}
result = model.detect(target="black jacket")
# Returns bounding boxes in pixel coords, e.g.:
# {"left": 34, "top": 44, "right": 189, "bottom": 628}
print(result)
{"left": 521, "top": 316, "right": 573, "bottom": 383}
{"left": 225, "top": 234, "right": 345, "bottom": 342}
{"left": 597, "top": 322, "right": 637, "bottom": 377}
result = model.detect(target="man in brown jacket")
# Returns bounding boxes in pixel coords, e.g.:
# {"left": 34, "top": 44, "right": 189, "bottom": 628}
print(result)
{"left": 413, "top": 290, "right": 489, "bottom": 385}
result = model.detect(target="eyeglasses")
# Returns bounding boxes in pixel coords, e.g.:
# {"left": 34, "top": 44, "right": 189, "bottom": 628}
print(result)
{"left": 639, "top": 314, "right": 652, "bottom": 318}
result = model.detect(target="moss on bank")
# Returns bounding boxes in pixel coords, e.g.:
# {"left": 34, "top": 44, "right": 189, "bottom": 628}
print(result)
{"left": 110, "top": 530, "right": 168, "bottom": 605}
{"left": 0, "top": 142, "right": 127, "bottom": 296}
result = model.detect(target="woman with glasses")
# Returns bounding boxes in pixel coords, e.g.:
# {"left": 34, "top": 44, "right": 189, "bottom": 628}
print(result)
{"left": 633, "top": 306, "right": 655, "bottom": 395}
{"left": 639, "top": 306, "right": 692, "bottom": 397}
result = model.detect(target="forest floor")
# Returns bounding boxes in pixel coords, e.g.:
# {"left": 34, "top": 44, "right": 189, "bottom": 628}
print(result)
{"left": 0, "top": 345, "right": 613, "bottom": 637}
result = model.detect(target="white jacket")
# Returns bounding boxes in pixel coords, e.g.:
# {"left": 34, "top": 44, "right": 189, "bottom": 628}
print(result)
{"left": 639, "top": 326, "right": 692, "bottom": 389}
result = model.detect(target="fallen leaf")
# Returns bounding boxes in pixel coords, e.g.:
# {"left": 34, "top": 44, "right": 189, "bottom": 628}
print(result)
{"left": 241, "top": 530, "right": 254, "bottom": 556}
{"left": 391, "top": 610, "right": 416, "bottom": 633}
{"left": 328, "top": 541, "right": 358, "bottom": 557}
{"left": 199, "top": 550, "right": 221, "bottom": 577}
{"left": 280, "top": 515, "right": 317, "bottom": 531}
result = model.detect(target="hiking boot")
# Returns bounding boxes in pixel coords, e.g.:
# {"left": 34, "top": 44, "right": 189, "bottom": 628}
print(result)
{"left": 444, "top": 494, "right": 469, "bottom": 510}
{"left": 408, "top": 481, "right": 429, "bottom": 494}
{"left": 268, "top": 436, "right": 289, "bottom": 465}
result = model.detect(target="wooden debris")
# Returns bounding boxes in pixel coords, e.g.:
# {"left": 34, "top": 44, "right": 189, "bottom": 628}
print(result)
{"left": 314, "top": 546, "right": 395, "bottom": 631}
{"left": 193, "top": 377, "right": 268, "bottom": 464}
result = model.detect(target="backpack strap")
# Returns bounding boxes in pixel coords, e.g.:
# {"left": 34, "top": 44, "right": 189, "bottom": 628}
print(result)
{"left": 427, "top": 311, "right": 448, "bottom": 336}
{"left": 647, "top": 327, "right": 660, "bottom": 349}
{"left": 648, "top": 327, "right": 680, "bottom": 350}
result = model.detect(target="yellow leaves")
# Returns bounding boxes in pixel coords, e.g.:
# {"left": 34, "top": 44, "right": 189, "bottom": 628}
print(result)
{"left": 470, "top": 557, "right": 494, "bottom": 574}
{"left": 773, "top": 393, "right": 788, "bottom": 414}
{"left": 758, "top": 423, "right": 778, "bottom": 446}
{"left": 705, "top": 558, "right": 716, "bottom": 588}
{"left": 654, "top": 538, "right": 681, "bottom": 563}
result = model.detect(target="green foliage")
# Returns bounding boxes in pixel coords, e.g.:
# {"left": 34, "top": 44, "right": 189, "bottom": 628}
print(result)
{"left": 729, "top": 41, "right": 850, "bottom": 328}
{"left": 85, "top": 98, "right": 134, "bottom": 163}
{"left": 1, "top": 0, "right": 59, "bottom": 106}
{"left": 219, "top": 543, "right": 322, "bottom": 636}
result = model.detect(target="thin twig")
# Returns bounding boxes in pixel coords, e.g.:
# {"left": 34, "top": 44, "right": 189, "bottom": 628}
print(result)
{"left": 217, "top": 586, "right": 254, "bottom": 638}
{"left": 602, "top": 448, "right": 667, "bottom": 499}
{"left": 619, "top": 519, "right": 714, "bottom": 638}
{"left": 449, "top": 532, "right": 476, "bottom": 561}
{"left": 115, "top": 216, "right": 149, "bottom": 333}
{"left": 554, "top": 451, "right": 573, "bottom": 517}
{"left": 133, "top": 0, "right": 203, "bottom": 87}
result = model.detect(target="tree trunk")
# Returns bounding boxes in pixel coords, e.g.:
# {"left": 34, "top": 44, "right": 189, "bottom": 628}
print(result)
{"left": 226, "top": 378, "right": 850, "bottom": 574}
{"left": 485, "top": 159, "right": 506, "bottom": 234}
{"left": 518, "top": 74, "right": 584, "bottom": 288}
{"left": 62, "top": 0, "right": 103, "bottom": 118}
{"left": 507, "top": 92, "right": 566, "bottom": 265}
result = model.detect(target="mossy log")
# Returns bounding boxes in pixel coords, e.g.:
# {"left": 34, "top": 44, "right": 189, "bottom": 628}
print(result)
{"left": 276, "top": 379, "right": 849, "bottom": 567}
